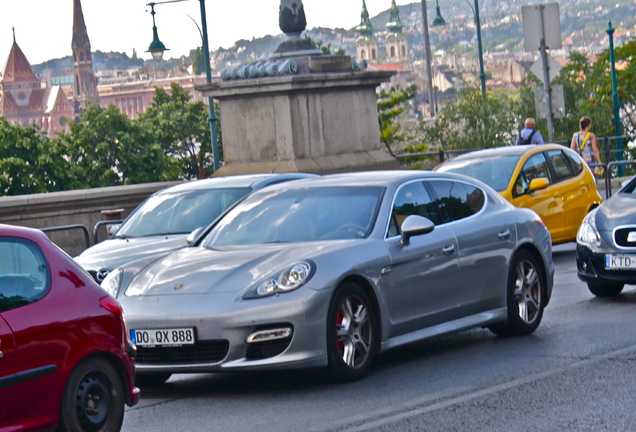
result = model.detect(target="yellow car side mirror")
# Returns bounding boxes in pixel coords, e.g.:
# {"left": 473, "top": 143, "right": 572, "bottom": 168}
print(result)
{"left": 528, "top": 178, "right": 550, "bottom": 192}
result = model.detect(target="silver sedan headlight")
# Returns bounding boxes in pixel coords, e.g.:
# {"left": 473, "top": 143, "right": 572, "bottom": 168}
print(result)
{"left": 101, "top": 267, "right": 123, "bottom": 298}
{"left": 244, "top": 261, "right": 315, "bottom": 299}
{"left": 577, "top": 210, "right": 600, "bottom": 247}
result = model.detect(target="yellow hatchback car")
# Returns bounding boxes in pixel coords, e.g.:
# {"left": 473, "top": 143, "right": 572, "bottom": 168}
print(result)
{"left": 435, "top": 144, "right": 603, "bottom": 244}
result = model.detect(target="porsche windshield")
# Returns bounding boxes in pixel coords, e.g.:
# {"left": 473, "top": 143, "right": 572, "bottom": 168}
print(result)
{"left": 437, "top": 155, "right": 520, "bottom": 191}
{"left": 202, "top": 186, "right": 384, "bottom": 246}
{"left": 115, "top": 187, "right": 251, "bottom": 237}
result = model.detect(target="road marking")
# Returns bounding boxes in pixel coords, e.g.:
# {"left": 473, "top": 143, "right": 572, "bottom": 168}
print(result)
{"left": 327, "top": 344, "right": 636, "bottom": 432}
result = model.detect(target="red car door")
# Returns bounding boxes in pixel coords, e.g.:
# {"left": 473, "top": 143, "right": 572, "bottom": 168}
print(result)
{"left": 0, "top": 236, "right": 61, "bottom": 430}
{"left": 0, "top": 315, "right": 17, "bottom": 422}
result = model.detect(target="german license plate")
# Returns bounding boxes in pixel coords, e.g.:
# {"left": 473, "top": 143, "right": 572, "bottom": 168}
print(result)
{"left": 605, "top": 254, "right": 636, "bottom": 270}
{"left": 131, "top": 328, "right": 195, "bottom": 347}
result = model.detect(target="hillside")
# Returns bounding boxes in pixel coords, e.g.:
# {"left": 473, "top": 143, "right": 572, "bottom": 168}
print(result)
{"left": 33, "top": 0, "right": 636, "bottom": 76}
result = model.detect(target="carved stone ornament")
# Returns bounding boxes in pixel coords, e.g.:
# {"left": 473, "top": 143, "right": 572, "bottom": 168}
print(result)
{"left": 279, "top": 0, "right": 307, "bottom": 35}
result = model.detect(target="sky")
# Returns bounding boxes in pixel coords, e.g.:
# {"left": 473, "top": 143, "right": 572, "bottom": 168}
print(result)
{"left": 0, "top": 0, "right": 418, "bottom": 66}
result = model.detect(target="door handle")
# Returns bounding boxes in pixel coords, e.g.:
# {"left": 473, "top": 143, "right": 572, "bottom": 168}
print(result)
{"left": 498, "top": 229, "right": 511, "bottom": 240}
{"left": 442, "top": 244, "right": 456, "bottom": 254}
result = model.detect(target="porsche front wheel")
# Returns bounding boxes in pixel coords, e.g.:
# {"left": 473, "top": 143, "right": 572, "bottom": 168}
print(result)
{"left": 326, "top": 282, "right": 378, "bottom": 382}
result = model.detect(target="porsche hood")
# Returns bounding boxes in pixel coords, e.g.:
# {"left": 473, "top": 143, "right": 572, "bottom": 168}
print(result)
{"left": 124, "top": 243, "right": 333, "bottom": 297}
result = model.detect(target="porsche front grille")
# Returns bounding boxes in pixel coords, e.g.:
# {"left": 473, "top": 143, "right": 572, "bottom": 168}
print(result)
{"left": 136, "top": 340, "right": 229, "bottom": 365}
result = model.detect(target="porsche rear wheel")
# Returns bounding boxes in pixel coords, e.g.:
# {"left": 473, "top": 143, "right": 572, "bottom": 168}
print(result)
{"left": 489, "top": 250, "right": 545, "bottom": 337}
{"left": 326, "top": 282, "right": 378, "bottom": 382}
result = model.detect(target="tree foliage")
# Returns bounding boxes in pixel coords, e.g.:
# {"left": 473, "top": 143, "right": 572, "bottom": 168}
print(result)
{"left": 0, "top": 118, "right": 71, "bottom": 195}
{"left": 57, "top": 103, "right": 177, "bottom": 188}
{"left": 411, "top": 89, "right": 517, "bottom": 151}
{"left": 138, "top": 82, "right": 214, "bottom": 179}
{"left": 191, "top": 46, "right": 207, "bottom": 76}
{"left": 377, "top": 85, "right": 418, "bottom": 155}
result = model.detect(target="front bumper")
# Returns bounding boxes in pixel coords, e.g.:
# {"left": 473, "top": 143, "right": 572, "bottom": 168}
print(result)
{"left": 123, "top": 287, "right": 332, "bottom": 374}
{"left": 576, "top": 244, "right": 636, "bottom": 285}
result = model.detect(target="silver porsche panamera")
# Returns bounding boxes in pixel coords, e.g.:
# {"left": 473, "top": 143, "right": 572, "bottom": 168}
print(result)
{"left": 101, "top": 171, "right": 554, "bottom": 384}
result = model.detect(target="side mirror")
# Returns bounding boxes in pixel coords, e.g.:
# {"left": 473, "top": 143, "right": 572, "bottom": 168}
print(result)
{"left": 528, "top": 177, "right": 549, "bottom": 192}
{"left": 400, "top": 215, "right": 435, "bottom": 246}
{"left": 186, "top": 226, "right": 205, "bottom": 245}
{"left": 109, "top": 224, "right": 120, "bottom": 237}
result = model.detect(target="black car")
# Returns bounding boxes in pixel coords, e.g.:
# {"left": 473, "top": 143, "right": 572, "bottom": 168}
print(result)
{"left": 576, "top": 176, "right": 636, "bottom": 296}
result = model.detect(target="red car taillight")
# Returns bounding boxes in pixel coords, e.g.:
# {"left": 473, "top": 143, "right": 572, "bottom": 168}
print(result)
{"left": 99, "top": 295, "right": 124, "bottom": 317}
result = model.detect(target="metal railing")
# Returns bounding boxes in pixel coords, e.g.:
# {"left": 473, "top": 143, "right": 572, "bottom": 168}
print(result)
{"left": 93, "top": 220, "right": 123, "bottom": 245}
{"left": 395, "top": 135, "right": 634, "bottom": 199}
{"left": 41, "top": 219, "right": 123, "bottom": 251}
{"left": 41, "top": 224, "right": 91, "bottom": 250}
{"left": 606, "top": 160, "right": 636, "bottom": 198}
{"left": 395, "top": 135, "right": 633, "bottom": 167}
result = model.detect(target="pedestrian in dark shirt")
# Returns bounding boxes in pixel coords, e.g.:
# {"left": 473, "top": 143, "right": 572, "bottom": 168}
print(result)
{"left": 516, "top": 118, "right": 544, "bottom": 145}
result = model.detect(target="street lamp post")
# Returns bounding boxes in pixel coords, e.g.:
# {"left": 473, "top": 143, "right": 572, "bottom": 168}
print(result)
{"left": 606, "top": 21, "right": 623, "bottom": 175}
{"left": 146, "top": 0, "right": 220, "bottom": 174}
{"left": 473, "top": 0, "right": 486, "bottom": 97}
{"left": 428, "top": 0, "right": 486, "bottom": 97}
{"left": 420, "top": 0, "right": 436, "bottom": 116}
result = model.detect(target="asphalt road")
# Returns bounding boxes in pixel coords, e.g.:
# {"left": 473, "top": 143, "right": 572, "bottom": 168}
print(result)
{"left": 121, "top": 243, "right": 636, "bottom": 432}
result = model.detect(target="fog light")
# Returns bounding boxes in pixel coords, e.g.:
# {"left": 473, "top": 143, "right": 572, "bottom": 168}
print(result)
{"left": 246, "top": 327, "right": 292, "bottom": 343}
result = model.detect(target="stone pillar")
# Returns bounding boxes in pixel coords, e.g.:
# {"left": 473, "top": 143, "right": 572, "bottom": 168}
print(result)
{"left": 197, "top": 69, "right": 399, "bottom": 175}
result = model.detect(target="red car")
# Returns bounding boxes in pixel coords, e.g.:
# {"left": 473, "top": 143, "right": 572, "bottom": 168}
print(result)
{"left": 0, "top": 224, "right": 139, "bottom": 431}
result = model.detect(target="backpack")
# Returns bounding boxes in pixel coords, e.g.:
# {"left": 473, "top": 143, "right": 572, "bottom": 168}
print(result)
{"left": 517, "top": 129, "right": 537, "bottom": 145}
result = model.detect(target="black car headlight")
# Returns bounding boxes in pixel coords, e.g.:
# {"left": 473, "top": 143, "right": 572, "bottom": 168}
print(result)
{"left": 101, "top": 267, "right": 123, "bottom": 298}
{"left": 244, "top": 261, "right": 315, "bottom": 299}
{"left": 577, "top": 210, "right": 600, "bottom": 247}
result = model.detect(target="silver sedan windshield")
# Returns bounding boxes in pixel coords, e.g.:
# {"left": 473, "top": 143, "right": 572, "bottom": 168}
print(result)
{"left": 438, "top": 155, "right": 520, "bottom": 191}
{"left": 202, "top": 186, "right": 384, "bottom": 246}
{"left": 116, "top": 188, "right": 251, "bottom": 237}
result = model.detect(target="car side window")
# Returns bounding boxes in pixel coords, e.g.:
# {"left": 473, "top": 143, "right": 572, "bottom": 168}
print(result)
{"left": 513, "top": 153, "right": 551, "bottom": 198}
{"left": 564, "top": 149, "right": 583, "bottom": 176}
{"left": 0, "top": 238, "right": 50, "bottom": 313}
{"left": 547, "top": 150, "right": 574, "bottom": 182}
{"left": 427, "top": 180, "right": 484, "bottom": 223}
{"left": 387, "top": 181, "right": 440, "bottom": 237}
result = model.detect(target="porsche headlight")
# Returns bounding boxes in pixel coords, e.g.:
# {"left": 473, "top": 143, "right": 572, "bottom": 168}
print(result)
{"left": 244, "top": 261, "right": 315, "bottom": 299}
{"left": 101, "top": 267, "right": 123, "bottom": 298}
{"left": 577, "top": 210, "right": 600, "bottom": 247}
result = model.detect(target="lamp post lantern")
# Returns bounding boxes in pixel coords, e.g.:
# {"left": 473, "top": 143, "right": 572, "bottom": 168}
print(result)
{"left": 146, "top": 3, "right": 169, "bottom": 62}
{"left": 432, "top": 0, "right": 446, "bottom": 27}
{"left": 146, "top": 0, "right": 220, "bottom": 174}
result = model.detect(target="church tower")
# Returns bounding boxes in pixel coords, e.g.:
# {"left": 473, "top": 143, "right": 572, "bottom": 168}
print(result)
{"left": 72, "top": 0, "right": 98, "bottom": 111}
{"left": 385, "top": 0, "right": 409, "bottom": 65}
{"left": 355, "top": 0, "right": 379, "bottom": 63}
{"left": 0, "top": 30, "right": 41, "bottom": 115}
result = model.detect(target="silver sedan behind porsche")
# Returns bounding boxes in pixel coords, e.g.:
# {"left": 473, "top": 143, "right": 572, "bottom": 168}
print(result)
{"left": 101, "top": 171, "right": 554, "bottom": 385}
